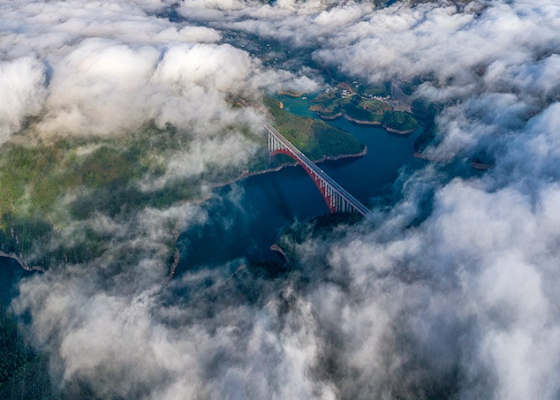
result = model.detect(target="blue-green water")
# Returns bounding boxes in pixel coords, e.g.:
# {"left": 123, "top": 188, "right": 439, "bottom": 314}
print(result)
{"left": 176, "top": 96, "right": 424, "bottom": 271}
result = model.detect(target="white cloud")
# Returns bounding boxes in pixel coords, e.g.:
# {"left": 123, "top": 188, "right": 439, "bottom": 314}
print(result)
{"left": 5, "top": 1, "right": 560, "bottom": 400}
{"left": 0, "top": 57, "right": 46, "bottom": 145}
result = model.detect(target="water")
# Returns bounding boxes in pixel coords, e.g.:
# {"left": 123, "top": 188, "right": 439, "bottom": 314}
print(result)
{"left": 0, "top": 258, "right": 32, "bottom": 308}
{"left": 177, "top": 95, "right": 424, "bottom": 271}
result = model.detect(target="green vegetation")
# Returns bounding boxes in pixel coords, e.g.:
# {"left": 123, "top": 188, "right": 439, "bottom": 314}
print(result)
{"left": 345, "top": 99, "right": 393, "bottom": 123}
{"left": 345, "top": 104, "right": 382, "bottom": 123}
{"left": 0, "top": 126, "right": 223, "bottom": 268}
{"left": 264, "top": 96, "right": 365, "bottom": 161}
{"left": 308, "top": 90, "right": 347, "bottom": 118}
{"left": 308, "top": 82, "right": 418, "bottom": 133}
{"left": 382, "top": 111, "right": 418, "bottom": 133}
{"left": 0, "top": 139, "right": 148, "bottom": 222}
{"left": 361, "top": 99, "right": 393, "bottom": 113}
{"left": 401, "top": 76, "right": 425, "bottom": 96}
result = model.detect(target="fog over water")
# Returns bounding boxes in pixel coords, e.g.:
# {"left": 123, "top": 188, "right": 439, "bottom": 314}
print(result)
{"left": 2, "top": 0, "right": 560, "bottom": 399}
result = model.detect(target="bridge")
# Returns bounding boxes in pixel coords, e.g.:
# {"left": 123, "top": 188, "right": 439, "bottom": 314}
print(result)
{"left": 262, "top": 120, "right": 370, "bottom": 216}
{"left": 230, "top": 94, "right": 370, "bottom": 216}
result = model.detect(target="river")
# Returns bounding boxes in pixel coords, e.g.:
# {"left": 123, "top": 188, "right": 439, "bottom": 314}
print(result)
{"left": 175, "top": 95, "right": 424, "bottom": 272}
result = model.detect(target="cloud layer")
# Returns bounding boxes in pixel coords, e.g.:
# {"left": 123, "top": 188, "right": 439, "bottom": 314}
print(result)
{"left": 0, "top": 57, "right": 46, "bottom": 145}
{"left": 3, "top": 0, "right": 560, "bottom": 399}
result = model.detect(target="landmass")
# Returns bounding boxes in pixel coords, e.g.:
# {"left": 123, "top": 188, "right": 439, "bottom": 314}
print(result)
{"left": 263, "top": 96, "right": 365, "bottom": 162}
{"left": 0, "top": 93, "right": 366, "bottom": 396}
{"left": 0, "top": 127, "right": 202, "bottom": 273}
{"left": 307, "top": 82, "right": 419, "bottom": 134}
{"left": 0, "top": 96, "right": 365, "bottom": 273}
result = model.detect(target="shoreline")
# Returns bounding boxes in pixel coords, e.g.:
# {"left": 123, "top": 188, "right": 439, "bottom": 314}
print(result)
{"left": 0, "top": 250, "right": 45, "bottom": 273}
{"left": 210, "top": 146, "right": 367, "bottom": 189}
{"left": 317, "top": 112, "right": 343, "bottom": 120}
{"left": 413, "top": 152, "right": 452, "bottom": 162}
{"left": 167, "top": 147, "right": 366, "bottom": 279}
{"left": 315, "top": 111, "right": 416, "bottom": 134}
{"left": 270, "top": 244, "right": 288, "bottom": 264}
{"left": 344, "top": 114, "right": 382, "bottom": 126}
{"left": 277, "top": 90, "right": 305, "bottom": 98}
{"left": 383, "top": 125, "right": 416, "bottom": 135}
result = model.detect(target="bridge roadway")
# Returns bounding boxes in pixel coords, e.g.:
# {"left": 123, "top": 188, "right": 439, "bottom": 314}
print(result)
{"left": 260, "top": 119, "right": 370, "bottom": 216}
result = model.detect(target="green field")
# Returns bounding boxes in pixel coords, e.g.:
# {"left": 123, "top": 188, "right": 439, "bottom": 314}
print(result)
{"left": 359, "top": 81, "right": 391, "bottom": 97}
{"left": 361, "top": 99, "right": 393, "bottom": 113}
{"left": 308, "top": 91, "right": 347, "bottom": 118}
{"left": 345, "top": 99, "right": 393, "bottom": 123}
{"left": 345, "top": 105, "right": 381, "bottom": 122}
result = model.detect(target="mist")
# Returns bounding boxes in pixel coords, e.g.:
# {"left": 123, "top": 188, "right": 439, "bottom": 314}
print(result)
{"left": 2, "top": 0, "right": 560, "bottom": 399}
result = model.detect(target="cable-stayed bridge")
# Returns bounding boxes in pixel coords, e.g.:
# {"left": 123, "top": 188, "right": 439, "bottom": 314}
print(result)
{"left": 231, "top": 95, "right": 370, "bottom": 216}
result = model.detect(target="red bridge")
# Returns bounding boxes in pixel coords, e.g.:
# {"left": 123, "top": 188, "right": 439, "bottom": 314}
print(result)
{"left": 262, "top": 120, "right": 370, "bottom": 216}
{"left": 230, "top": 94, "right": 370, "bottom": 216}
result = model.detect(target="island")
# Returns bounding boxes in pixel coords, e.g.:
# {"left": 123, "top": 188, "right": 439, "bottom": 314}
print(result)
{"left": 307, "top": 82, "right": 419, "bottom": 134}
